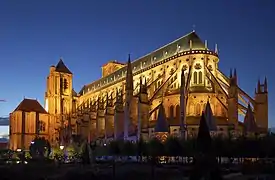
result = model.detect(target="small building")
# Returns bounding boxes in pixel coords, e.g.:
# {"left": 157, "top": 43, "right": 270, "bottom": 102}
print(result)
{"left": 9, "top": 98, "right": 49, "bottom": 151}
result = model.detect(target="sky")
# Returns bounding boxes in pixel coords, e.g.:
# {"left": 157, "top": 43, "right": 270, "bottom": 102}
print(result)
{"left": 0, "top": 0, "right": 275, "bottom": 134}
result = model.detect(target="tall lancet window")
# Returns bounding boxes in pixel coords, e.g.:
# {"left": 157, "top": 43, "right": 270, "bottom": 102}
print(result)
{"left": 198, "top": 71, "right": 203, "bottom": 84}
{"left": 196, "top": 103, "right": 201, "bottom": 115}
{"left": 169, "top": 105, "right": 174, "bottom": 119}
{"left": 193, "top": 72, "right": 198, "bottom": 84}
{"left": 176, "top": 105, "right": 180, "bottom": 122}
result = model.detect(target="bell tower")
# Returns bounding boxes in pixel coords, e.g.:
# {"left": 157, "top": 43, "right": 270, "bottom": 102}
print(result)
{"left": 44, "top": 58, "right": 74, "bottom": 143}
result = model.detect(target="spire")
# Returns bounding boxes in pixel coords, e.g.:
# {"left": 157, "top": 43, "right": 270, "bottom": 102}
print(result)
{"left": 215, "top": 44, "right": 218, "bottom": 54}
{"left": 197, "top": 112, "right": 212, "bottom": 153}
{"left": 125, "top": 54, "right": 133, "bottom": 91}
{"left": 204, "top": 101, "right": 217, "bottom": 131}
{"left": 264, "top": 76, "right": 268, "bottom": 93}
{"left": 154, "top": 103, "right": 169, "bottom": 133}
{"left": 55, "top": 58, "right": 72, "bottom": 74}
{"left": 204, "top": 40, "right": 208, "bottom": 49}
{"left": 257, "top": 79, "right": 261, "bottom": 93}
{"left": 233, "top": 68, "right": 237, "bottom": 84}
{"left": 243, "top": 104, "right": 258, "bottom": 133}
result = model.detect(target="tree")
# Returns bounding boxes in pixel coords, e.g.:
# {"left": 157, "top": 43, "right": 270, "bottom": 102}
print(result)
{"left": 147, "top": 138, "right": 164, "bottom": 179}
{"left": 164, "top": 137, "right": 182, "bottom": 163}
{"left": 81, "top": 142, "right": 90, "bottom": 165}
{"left": 29, "top": 137, "right": 51, "bottom": 159}
{"left": 137, "top": 138, "right": 147, "bottom": 162}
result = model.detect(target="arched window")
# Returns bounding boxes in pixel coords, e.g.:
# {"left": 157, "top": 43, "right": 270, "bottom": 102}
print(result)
{"left": 189, "top": 103, "right": 195, "bottom": 116}
{"left": 169, "top": 105, "right": 174, "bottom": 119}
{"left": 198, "top": 71, "right": 203, "bottom": 84}
{"left": 176, "top": 105, "right": 180, "bottom": 122}
{"left": 193, "top": 72, "right": 197, "bottom": 84}
{"left": 196, "top": 103, "right": 201, "bottom": 115}
{"left": 39, "top": 121, "right": 46, "bottom": 132}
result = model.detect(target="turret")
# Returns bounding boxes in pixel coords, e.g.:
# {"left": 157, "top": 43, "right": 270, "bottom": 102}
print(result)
{"left": 125, "top": 54, "right": 133, "bottom": 93}
{"left": 254, "top": 78, "right": 268, "bottom": 131}
{"left": 137, "top": 76, "right": 149, "bottom": 140}
{"left": 124, "top": 54, "right": 134, "bottom": 140}
{"left": 89, "top": 100, "right": 97, "bottom": 142}
{"left": 114, "top": 88, "right": 124, "bottom": 140}
{"left": 264, "top": 77, "right": 268, "bottom": 93}
{"left": 96, "top": 96, "right": 105, "bottom": 137}
{"left": 105, "top": 93, "right": 114, "bottom": 140}
{"left": 227, "top": 68, "right": 238, "bottom": 129}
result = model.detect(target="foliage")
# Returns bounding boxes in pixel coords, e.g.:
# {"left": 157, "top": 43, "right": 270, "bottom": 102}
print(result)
{"left": 98, "top": 133, "right": 275, "bottom": 159}
{"left": 29, "top": 137, "right": 51, "bottom": 159}
{"left": 81, "top": 142, "right": 90, "bottom": 165}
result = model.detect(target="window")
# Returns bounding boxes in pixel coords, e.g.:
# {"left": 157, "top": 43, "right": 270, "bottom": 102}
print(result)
{"left": 193, "top": 72, "right": 197, "bottom": 84}
{"left": 64, "top": 79, "right": 68, "bottom": 90}
{"left": 196, "top": 103, "right": 201, "bottom": 115}
{"left": 39, "top": 121, "right": 46, "bottom": 132}
{"left": 193, "top": 71, "right": 203, "bottom": 84}
{"left": 198, "top": 71, "right": 203, "bottom": 84}
{"left": 169, "top": 106, "right": 174, "bottom": 118}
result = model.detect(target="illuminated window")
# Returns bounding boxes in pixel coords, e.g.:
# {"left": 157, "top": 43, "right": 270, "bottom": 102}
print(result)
{"left": 63, "top": 79, "right": 68, "bottom": 90}
{"left": 196, "top": 104, "right": 201, "bottom": 115}
{"left": 193, "top": 72, "right": 198, "bottom": 84}
{"left": 39, "top": 121, "right": 46, "bottom": 132}
{"left": 169, "top": 105, "right": 174, "bottom": 118}
{"left": 198, "top": 71, "right": 203, "bottom": 84}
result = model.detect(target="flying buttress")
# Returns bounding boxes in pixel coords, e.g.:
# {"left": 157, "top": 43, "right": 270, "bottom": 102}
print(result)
{"left": 148, "top": 67, "right": 179, "bottom": 103}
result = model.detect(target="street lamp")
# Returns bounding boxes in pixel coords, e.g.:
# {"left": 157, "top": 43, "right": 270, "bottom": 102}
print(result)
{"left": 60, "top": 145, "right": 64, "bottom": 150}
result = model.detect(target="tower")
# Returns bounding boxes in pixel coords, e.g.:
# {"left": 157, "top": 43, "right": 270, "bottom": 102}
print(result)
{"left": 89, "top": 100, "right": 97, "bottom": 142}
{"left": 254, "top": 77, "right": 268, "bottom": 131}
{"left": 124, "top": 54, "right": 134, "bottom": 140}
{"left": 227, "top": 69, "right": 238, "bottom": 130}
{"left": 105, "top": 93, "right": 114, "bottom": 140}
{"left": 96, "top": 97, "right": 105, "bottom": 138}
{"left": 114, "top": 88, "right": 124, "bottom": 140}
{"left": 137, "top": 76, "right": 149, "bottom": 140}
{"left": 44, "top": 58, "right": 74, "bottom": 143}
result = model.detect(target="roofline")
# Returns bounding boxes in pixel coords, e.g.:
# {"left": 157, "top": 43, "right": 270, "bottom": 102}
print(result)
{"left": 79, "top": 31, "right": 200, "bottom": 93}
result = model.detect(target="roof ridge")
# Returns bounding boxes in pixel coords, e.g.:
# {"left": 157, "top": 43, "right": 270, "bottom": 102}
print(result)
{"left": 131, "top": 31, "right": 196, "bottom": 64}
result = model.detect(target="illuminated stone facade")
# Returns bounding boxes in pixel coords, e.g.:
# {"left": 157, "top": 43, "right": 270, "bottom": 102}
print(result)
{"left": 9, "top": 99, "right": 50, "bottom": 150}
{"left": 11, "top": 31, "right": 268, "bottom": 147}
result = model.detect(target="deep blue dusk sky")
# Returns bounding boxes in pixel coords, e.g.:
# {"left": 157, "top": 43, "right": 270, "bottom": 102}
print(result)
{"left": 0, "top": 0, "right": 275, "bottom": 132}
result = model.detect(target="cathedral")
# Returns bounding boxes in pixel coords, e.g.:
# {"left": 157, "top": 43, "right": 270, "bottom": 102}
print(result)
{"left": 9, "top": 31, "right": 268, "bottom": 150}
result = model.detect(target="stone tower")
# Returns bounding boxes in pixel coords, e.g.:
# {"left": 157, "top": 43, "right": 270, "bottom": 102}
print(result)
{"left": 137, "top": 76, "right": 150, "bottom": 140}
{"left": 44, "top": 58, "right": 74, "bottom": 143}
{"left": 114, "top": 89, "right": 124, "bottom": 140}
{"left": 124, "top": 55, "right": 134, "bottom": 140}
{"left": 227, "top": 69, "right": 238, "bottom": 130}
{"left": 105, "top": 93, "right": 114, "bottom": 139}
{"left": 254, "top": 77, "right": 268, "bottom": 131}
